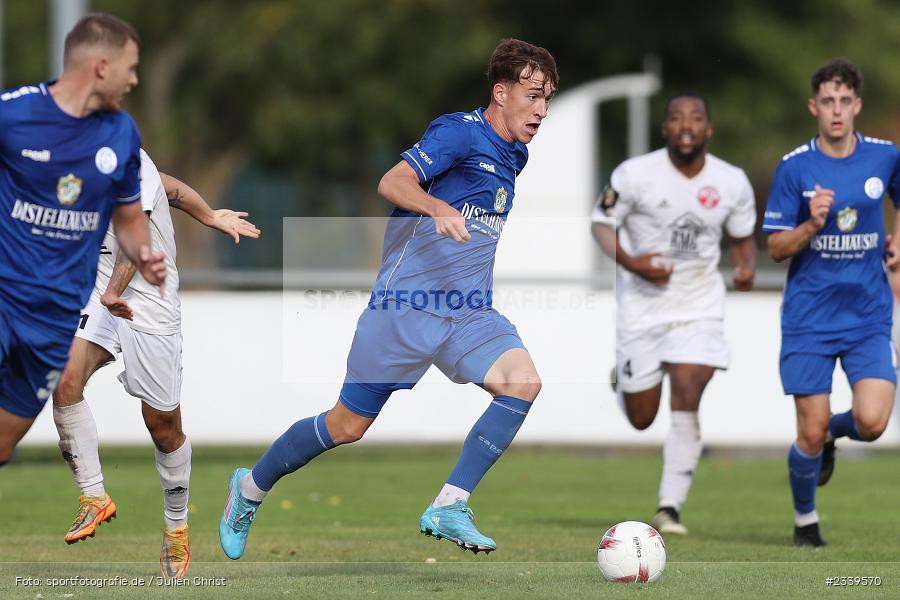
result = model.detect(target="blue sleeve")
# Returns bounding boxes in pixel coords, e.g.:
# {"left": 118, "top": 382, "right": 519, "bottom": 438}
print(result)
{"left": 763, "top": 159, "right": 801, "bottom": 232}
{"left": 889, "top": 146, "right": 900, "bottom": 208}
{"left": 114, "top": 118, "right": 142, "bottom": 203}
{"left": 401, "top": 116, "right": 472, "bottom": 183}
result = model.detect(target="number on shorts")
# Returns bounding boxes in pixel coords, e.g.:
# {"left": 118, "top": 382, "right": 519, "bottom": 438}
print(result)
{"left": 623, "top": 359, "right": 633, "bottom": 378}
{"left": 79, "top": 313, "right": 89, "bottom": 330}
{"left": 36, "top": 369, "right": 61, "bottom": 401}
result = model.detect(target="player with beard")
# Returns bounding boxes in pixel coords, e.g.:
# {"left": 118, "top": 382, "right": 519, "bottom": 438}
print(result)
{"left": 592, "top": 94, "right": 757, "bottom": 535}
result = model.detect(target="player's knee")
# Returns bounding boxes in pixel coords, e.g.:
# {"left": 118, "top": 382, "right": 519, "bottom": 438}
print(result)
{"left": 626, "top": 409, "right": 655, "bottom": 431}
{"left": 328, "top": 416, "right": 371, "bottom": 445}
{"left": 797, "top": 426, "right": 828, "bottom": 452}
{"left": 491, "top": 372, "right": 542, "bottom": 402}
{"left": 145, "top": 414, "right": 184, "bottom": 453}
{"left": 855, "top": 417, "right": 888, "bottom": 441}
{"left": 53, "top": 371, "right": 84, "bottom": 406}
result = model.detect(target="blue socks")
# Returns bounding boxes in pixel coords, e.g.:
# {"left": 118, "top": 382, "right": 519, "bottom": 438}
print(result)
{"left": 447, "top": 395, "right": 532, "bottom": 492}
{"left": 788, "top": 443, "right": 821, "bottom": 515}
{"left": 251, "top": 412, "right": 335, "bottom": 491}
{"left": 829, "top": 410, "right": 862, "bottom": 441}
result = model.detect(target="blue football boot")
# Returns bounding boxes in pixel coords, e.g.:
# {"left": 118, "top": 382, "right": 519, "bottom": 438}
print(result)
{"left": 219, "top": 468, "right": 259, "bottom": 560}
{"left": 419, "top": 500, "right": 496, "bottom": 554}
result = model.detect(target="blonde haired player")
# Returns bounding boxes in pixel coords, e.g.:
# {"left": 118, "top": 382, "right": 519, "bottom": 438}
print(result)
{"left": 53, "top": 149, "right": 259, "bottom": 576}
{"left": 592, "top": 94, "right": 756, "bottom": 535}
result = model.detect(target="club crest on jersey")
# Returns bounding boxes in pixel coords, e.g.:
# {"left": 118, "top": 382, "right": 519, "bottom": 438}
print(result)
{"left": 599, "top": 184, "right": 620, "bottom": 213}
{"left": 95, "top": 146, "right": 118, "bottom": 175}
{"left": 56, "top": 174, "right": 83, "bottom": 206}
{"left": 494, "top": 186, "right": 508, "bottom": 212}
{"left": 837, "top": 207, "right": 858, "bottom": 232}
{"left": 697, "top": 186, "right": 719, "bottom": 209}
{"left": 864, "top": 177, "right": 884, "bottom": 200}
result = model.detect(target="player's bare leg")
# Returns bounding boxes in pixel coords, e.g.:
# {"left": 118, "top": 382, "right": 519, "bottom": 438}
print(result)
{"left": 652, "top": 363, "right": 714, "bottom": 535}
{"left": 622, "top": 385, "right": 663, "bottom": 431}
{"left": 421, "top": 348, "right": 539, "bottom": 554}
{"left": 53, "top": 338, "right": 116, "bottom": 544}
{"left": 221, "top": 400, "right": 373, "bottom": 560}
{"left": 142, "top": 403, "right": 192, "bottom": 577}
{"left": 0, "top": 407, "right": 35, "bottom": 465}
{"left": 791, "top": 393, "right": 830, "bottom": 546}
{"left": 821, "top": 378, "right": 895, "bottom": 487}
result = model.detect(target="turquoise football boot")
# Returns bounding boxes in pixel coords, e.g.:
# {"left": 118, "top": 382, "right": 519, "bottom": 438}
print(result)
{"left": 419, "top": 500, "right": 496, "bottom": 554}
{"left": 219, "top": 468, "right": 259, "bottom": 560}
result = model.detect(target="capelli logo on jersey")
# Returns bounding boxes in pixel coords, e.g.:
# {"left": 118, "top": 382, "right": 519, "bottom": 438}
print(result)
{"left": 479, "top": 162, "right": 496, "bottom": 173}
{"left": 21, "top": 149, "right": 51, "bottom": 162}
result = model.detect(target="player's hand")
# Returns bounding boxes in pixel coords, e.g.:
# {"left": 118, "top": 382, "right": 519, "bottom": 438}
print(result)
{"left": 432, "top": 201, "right": 471, "bottom": 243}
{"left": 211, "top": 209, "right": 261, "bottom": 244}
{"left": 628, "top": 253, "right": 673, "bottom": 285}
{"left": 808, "top": 184, "right": 834, "bottom": 230}
{"left": 101, "top": 291, "right": 133, "bottom": 320}
{"left": 138, "top": 245, "right": 167, "bottom": 297}
{"left": 732, "top": 265, "right": 755, "bottom": 291}
{"left": 885, "top": 234, "right": 900, "bottom": 270}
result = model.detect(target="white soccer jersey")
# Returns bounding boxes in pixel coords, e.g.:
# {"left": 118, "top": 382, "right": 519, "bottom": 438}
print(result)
{"left": 592, "top": 148, "right": 756, "bottom": 331}
{"left": 91, "top": 149, "right": 181, "bottom": 335}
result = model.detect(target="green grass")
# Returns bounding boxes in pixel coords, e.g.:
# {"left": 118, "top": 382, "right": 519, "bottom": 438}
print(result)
{"left": 0, "top": 445, "right": 898, "bottom": 599}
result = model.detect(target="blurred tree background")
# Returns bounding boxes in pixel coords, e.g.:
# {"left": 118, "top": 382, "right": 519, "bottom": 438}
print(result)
{"left": 3, "top": 0, "right": 899, "bottom": 278}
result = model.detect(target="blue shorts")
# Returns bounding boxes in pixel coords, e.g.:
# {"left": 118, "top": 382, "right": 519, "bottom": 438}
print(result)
{"left": 0, "top": 300, "right": 73, "bottom": 419}
{"left": 779, "top": 330, "right": 897, "bottom": 395}
{"left": 339, "top": 301, "right": 525, "bottom": 418}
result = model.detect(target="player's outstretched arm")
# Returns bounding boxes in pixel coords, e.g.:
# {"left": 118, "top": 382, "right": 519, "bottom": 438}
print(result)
{"left": 160, "top": 173, "right": 261, "bottom": 244}
{"left": 728, "top": 235, "right": 756, "bottom": 291}
{"left": 378, "top": 161, "right": 470, "bottom": 242}
{"left": 112, "top": 201, "right": 166, "bottom": 293}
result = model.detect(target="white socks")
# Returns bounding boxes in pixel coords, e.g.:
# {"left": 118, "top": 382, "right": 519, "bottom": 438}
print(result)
{"left": 659, "top": 411, "right": 702, "bottom": 511}
{"left": 432, "top": 483, "right": 470, "bottom": 508}
{"left": 156, "top": 439, "right": 192, "bottom": 529}
{"left": 795, "top": 509, "right": 820, "bottom": 527}
{"left": 53, "top": 401, "right": 105, "bottom": 498}
{"left": 240, "top": 471, "right": 268, "bottom": 503}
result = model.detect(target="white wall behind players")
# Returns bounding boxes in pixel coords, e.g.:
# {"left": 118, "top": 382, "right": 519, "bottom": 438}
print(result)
{"left": 21, "top": 290, "right": 899, "bottom": 447}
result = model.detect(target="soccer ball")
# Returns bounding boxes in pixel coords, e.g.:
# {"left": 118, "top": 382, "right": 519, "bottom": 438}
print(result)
{"left": 596, "top": 521, "right": 666, "bottom": 583}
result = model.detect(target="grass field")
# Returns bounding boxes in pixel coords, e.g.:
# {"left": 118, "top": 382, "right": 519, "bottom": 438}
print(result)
{"left": 1, "top": 444, "right": 897, "bottom": 599}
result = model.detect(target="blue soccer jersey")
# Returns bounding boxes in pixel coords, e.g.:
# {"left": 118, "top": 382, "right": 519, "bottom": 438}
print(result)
{"left": 0, "top": 82, "right": 141, "bottom": 328}
{"left": 763, "top": 133, "right": 900, "bottom": 338}
{"left": 371, "top": 108, "right": 527, "bottom": 318}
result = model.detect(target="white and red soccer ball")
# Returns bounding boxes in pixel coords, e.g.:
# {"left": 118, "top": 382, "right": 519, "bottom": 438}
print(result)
{"left": 597, "top": 521, "right": 667, "bottom": 583}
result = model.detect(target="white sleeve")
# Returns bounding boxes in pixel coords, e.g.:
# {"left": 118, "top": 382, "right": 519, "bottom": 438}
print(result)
{"left": 591, "top": 164, "right": 635, "bottom": 226}
{"left": 138, "top": 148, "right": 164, "bottom": 213}
{"left": 725, "top": 170, "right": 756, "bottom": 238}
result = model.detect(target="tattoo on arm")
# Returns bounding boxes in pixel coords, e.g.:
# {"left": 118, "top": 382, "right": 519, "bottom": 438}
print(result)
{"left": 106, "top": 251, "right": 138, "bottom": 297}
{"left": 167, "top": 187, "right": 184, "bottom": 209}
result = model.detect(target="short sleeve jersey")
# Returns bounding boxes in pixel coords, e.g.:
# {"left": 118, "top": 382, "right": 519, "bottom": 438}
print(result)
{"left": 372, "top": 108, "right": 528, "bottom": 319}
{"left": 92, "top": 149, "right": 181, "bottom": 335}
{"left": 763, "top": 133, "right": 900, "bottom": 338}
{"left": 0, "top": 82, "right": 141, "bottom": 329}
{"left": 592, "top": 149, "right": 756, "bottom": 330}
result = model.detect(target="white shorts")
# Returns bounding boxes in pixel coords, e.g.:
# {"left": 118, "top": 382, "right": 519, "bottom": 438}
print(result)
{"left": 76, "top": 300, "right": 183, "bottom": 412}
{"left": 615, "top": 319, "right": 729, "bottom": 394}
